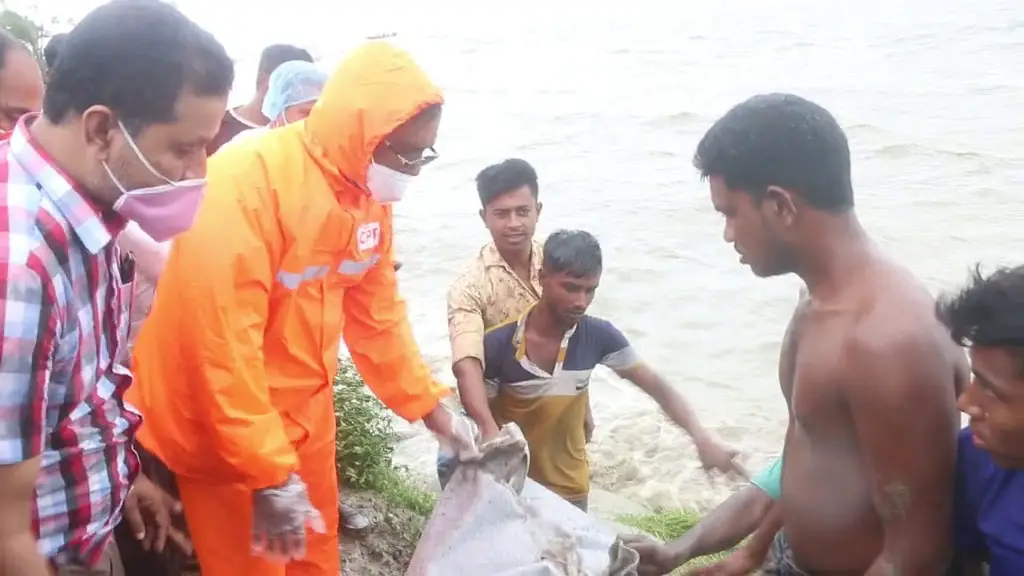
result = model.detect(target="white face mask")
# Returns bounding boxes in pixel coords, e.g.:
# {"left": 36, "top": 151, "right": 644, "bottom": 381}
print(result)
{"left": 366, "top": 160, "right": 413, "bottom": 203}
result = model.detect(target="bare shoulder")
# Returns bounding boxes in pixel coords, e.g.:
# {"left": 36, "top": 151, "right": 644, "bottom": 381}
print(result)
{"left": 841, "top": 264, "right": 959, "bottom": 398}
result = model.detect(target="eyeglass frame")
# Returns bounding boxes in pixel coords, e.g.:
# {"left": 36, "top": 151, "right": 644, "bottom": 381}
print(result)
{"left": 383, "top": 140, "right": 439, "bottom": 168}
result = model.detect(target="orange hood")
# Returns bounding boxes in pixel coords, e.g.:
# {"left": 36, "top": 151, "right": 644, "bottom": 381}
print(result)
{"left": 304, "top": 41, "right": 443, "bottom": 186}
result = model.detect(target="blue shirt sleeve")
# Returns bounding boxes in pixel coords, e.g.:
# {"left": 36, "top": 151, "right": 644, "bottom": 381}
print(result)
{"left": 482, "top": 323, "right": 509, "bottom": 380}
{"left": 751, "top": 456, "right": 783, "bottom": 500}
{"left": 589, "top": 318, "right": 640, "bottom": 370}
{"left": 954, "top": 428, "right": 987, "bottom": 558}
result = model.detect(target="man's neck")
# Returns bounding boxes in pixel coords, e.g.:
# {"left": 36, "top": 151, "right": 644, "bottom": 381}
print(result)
{"left": 796, "top": 213, "right": 875, "bottom": 302}
{"left": 497, "top": 243, "right": 532, "bottom": 273}
{"left": 234, "top": 99, "right": 268, "bottom": 127}
{"left": 526, "top": 302, "right": 573, "bottom": 338}
{"left": 29, "top": 118, "right": 113, "bottom": 208}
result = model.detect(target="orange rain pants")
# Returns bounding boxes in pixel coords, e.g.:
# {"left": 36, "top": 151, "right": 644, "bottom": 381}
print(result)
{"left": 126, "top": 41, "right": 449, "bottom": 576}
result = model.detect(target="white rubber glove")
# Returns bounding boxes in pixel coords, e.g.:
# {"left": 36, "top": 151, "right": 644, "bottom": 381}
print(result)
{"left": 423, "top": 404, "right": 479, "bottom": 459}
{"left": 251, "top": 473, "right": 326, "bottom": 563}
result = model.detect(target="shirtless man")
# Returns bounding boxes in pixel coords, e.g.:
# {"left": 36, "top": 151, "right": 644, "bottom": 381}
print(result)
{"left": 693, "top": 93, "right": 966, "bottom": 575}
{"left": 206, "top": 43, "right": 312, "bottom": 154}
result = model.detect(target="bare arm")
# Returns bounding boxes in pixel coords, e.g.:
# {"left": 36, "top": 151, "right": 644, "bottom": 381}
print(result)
{"left": 667, "top": 484, "right": 774, "bottom": 565}
{"left": 616, "top": 363, "right": 745, "bottom": 477}
{"left": 736, "top": 499, "right": 783, "bottom": 564}
{"left": 684, "top": 500, "right": 782, "bottom": 576}
{"left": 447, "top": 279, "right": 499, "bottom": 438}
{"left": 597, "top": 320, "right": 743, "bottom": 476}
{"left": 451, "top": 357, "right": 498, "bottom": 438}
{"left": 616, "top": 363, "right": 712, "bottom": 444}
{"left": 848, "top": 334, "right": 959, "bottom": 575}
{"left": 0, "top": 459, "right": 49, "bottom": 574}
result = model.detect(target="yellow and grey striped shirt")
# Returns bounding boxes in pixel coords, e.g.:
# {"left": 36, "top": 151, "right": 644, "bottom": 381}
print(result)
{"left": 484, "top": 309, "right": 639, "bottom": 500}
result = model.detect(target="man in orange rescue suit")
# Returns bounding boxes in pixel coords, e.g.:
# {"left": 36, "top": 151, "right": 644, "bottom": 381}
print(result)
{"left": 126, "top": 41, "right": 473, "bottom": 576}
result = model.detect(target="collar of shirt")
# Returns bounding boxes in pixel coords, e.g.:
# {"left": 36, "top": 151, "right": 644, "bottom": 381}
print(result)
{"left": 228, "top": 106, "right": 265, "bottom": 129}
{"left": 481, "top": 240, "right": 542, "bottom": 295}
{"left": 512, "top": 304, "right": 577, "bottom": 377}
{"left": 9, "top": 114, "right": 127, "bottom": 254}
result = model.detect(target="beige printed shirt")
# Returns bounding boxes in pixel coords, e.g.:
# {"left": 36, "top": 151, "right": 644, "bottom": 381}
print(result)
{"left": 447, "top": 241, "right": 543, "bottom": 364}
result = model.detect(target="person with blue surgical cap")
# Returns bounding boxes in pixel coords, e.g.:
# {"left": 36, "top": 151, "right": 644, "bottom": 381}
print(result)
{"left": 224, "top": 60, "right": 327, "bottom": 146}
{"left": 262, "top": 59, "right": 328, "bottom": 125}
{"left": 120, "top": 56, "right": 377, "bottom": 547}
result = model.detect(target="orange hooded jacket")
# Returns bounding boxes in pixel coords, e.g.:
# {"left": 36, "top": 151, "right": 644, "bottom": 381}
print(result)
{"left": 127, "top": 42, "right": 449, "bottom": 491}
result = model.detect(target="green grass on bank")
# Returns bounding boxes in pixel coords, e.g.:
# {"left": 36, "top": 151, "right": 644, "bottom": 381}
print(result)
{"left": 615, "top": 508, "right": 702, "bottom": 541}
{"left": 333, "top": 359, "right": 436, "bottom": 517}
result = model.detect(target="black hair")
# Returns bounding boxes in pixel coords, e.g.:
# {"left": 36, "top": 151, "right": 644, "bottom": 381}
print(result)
{"left": 475, "top": 158, "right": 539, "bottom": 207}
{"left": 43, "top": 33, "right": 68, "bottom": 70}
{"left": 43, "top": 0, "right": 235, "bottom": 131}
{"left": 257, "top": 44, "right": 313, "bottom": 77}
{"left": 937, "top": 265, "right": 1024, "bottom": 365}
{"left": 693, "top": 93, "right": 854, "bottom": 213}
{"left": 0, "top": 30, "right": 29, "bottom": 69}
{"left": 543, "top": 230, "right": 602, "bottom": 278}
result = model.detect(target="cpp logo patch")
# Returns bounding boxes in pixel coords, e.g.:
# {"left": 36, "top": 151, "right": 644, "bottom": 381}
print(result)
{"left": 357, "top": 222, "right": 380, "bottom": 252}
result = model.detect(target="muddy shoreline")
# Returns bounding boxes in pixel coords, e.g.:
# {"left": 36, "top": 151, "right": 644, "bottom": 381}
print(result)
{"left": 340, "top": 489, "right": 430, "bottom": 575}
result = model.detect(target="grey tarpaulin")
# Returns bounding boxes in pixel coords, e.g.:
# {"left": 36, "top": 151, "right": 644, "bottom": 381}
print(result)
{"left": 406, "top": 424, "right": 640, "bottom": 576}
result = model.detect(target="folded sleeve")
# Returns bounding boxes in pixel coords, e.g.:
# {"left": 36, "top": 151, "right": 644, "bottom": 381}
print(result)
{"left": 343, "top": 221, "right": 449, "bottom": 422}
{"left": 447, "top": 272, "right": 485, "bottom": 365}
{"left": 751, "top": 456, "right": 783, "bottom": 500}
{"left": 175, "top": 157, "right": 298, "bottom": 490}
{"left": 593, "top": 318, "right": 640, "bottom": 371}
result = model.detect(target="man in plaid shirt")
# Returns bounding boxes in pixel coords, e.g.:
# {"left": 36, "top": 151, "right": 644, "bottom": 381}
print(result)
{"left": 0, "top": 1, "right": 234, "bottom": 574}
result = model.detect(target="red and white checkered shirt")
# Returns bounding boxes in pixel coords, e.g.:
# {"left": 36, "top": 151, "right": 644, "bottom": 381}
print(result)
{"left": 0, "top": 116, "right": 140, "bottom": 565}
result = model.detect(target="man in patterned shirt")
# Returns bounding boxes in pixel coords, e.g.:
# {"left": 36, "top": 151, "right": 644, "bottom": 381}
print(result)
{"left": 446, "top": 158, "right": 552, "bottom": 442}
{"left": 439, "top": 159, "right": 560, "bottom": 488}
{"left": 0, "top": 2, "right": 234, "bottom": 574}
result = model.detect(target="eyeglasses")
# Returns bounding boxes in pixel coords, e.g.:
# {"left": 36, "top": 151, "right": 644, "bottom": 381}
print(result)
{"left": 384, "top": 140, "right": 439, "bottom": 168}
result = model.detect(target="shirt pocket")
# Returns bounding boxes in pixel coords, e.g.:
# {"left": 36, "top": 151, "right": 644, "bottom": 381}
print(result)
{"left": 112, "top": 256, "right": 136, "bottom": 369}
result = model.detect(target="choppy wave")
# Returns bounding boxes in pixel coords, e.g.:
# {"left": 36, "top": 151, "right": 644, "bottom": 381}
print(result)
{"left": 369, "top": 0, "right": 1023, "bottom": 511}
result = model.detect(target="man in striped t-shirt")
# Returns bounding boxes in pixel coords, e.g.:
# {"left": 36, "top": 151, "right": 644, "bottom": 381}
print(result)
{"left": 480, "top": 230, "right": 746, "bottom": 510}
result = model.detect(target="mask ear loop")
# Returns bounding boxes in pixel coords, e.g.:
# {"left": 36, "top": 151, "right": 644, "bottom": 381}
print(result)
{"left": 103, "top": 161, "right": 137, "bottom": 212}
{"left": 116, "top": 119, "right": 176, "bottom": 185}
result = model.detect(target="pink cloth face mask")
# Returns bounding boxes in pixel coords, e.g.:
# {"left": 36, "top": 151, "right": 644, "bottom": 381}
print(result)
{"left": 105, "top": 120, "right": 207, "bottom": 242}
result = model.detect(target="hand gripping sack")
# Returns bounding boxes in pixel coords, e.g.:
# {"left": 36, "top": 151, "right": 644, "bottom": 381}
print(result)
{"left": 406, "top": 424, "right": 640, "bottom": 576}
